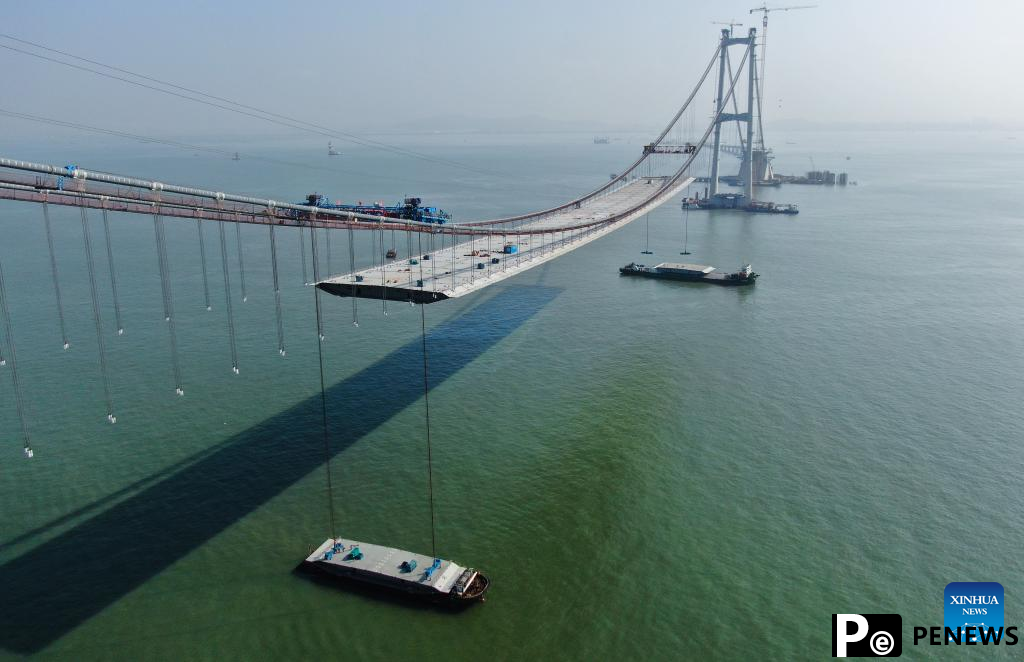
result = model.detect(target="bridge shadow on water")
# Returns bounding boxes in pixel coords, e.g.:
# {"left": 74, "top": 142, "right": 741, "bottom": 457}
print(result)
{"left": 0, "top": 285, "right": 560, "bottom": 655}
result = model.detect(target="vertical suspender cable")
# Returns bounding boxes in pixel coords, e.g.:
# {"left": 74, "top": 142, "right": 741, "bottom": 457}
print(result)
{"left": 80, "top": 208, "right": 116, "bottom": 423}
{"left": 269, "top": 224, "right": 286, "bottom": 356}
{"left": 196, "top": 219, "right": 212, "bottom": 311}
{"left": 101, "top": 208, "right": 125, "bottom": 334}
{"left": 153, "top": 212, "right": 184, "bottom": 395}
{"left": 299, "top": 227, "right": 309, "bottom": 284}
{"left": 218, "top": 223, "right": 240, "bottom": 374}
{"left": 380, "top": 221, "right": 388, "bottom": 316}
{"left": 347, "top": 225, "right": 358, "bottom": 327}
{"left": 326, "top": 228, "right": 332, "bottom": 276}
{"left": 0, "top": 259, "right": 33, "bottom": 457}
{"left": 429, "top": 231, "right": 436, "bottom": 293}
{"left": 311, "top": 226, "right": 337, "bottom": 541}
{"left": 416, "top": 230, "right": 437, "bottom": 556}
{"left": 42, "top": 200, "right": 70, "bottom": 350}
{"left": 311, "top": 228, "right": 325, "bottom": 342}
{"left": 235, "top": 223, "right": 247, "bottom": 303}
{"left": 154, "top": 215, "right": 171, "bottom": 322}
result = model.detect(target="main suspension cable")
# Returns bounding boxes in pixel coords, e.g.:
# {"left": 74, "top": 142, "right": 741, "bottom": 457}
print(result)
{"left": 80, "top": 207, "right": 116, "bottom": 423}
{"left": 0, "top": 258, "right": 33, "bottom": 457}
{"left": 42, "top": 200, "right": 70, "bottom": 350}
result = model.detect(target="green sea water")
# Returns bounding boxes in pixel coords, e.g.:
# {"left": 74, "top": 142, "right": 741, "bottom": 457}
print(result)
{"left": 1, "top": 129, "right": 1022, "bottom": 660}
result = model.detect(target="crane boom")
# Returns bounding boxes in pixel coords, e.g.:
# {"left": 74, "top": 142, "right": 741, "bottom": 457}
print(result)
{"left": 747, "top": 4, "right": 816, "bottom": 148}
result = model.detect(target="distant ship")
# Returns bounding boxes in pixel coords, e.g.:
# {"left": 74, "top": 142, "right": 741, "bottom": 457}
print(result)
{"left": 619, "top": 262, "right": 758, "bottom": 286}
{"left": 328, "top": 141, "right": 341, "bottom": 156}
{"left": 593, "top": 136, "right": 610, "bottom": 144}
{"left": 232, "top": 152, "right": 240, "bottom": 161}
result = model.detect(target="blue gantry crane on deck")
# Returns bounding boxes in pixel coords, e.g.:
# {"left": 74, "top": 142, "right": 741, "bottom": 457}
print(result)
{"left": 296, "top": 194, "right": 452, "bottom": 225}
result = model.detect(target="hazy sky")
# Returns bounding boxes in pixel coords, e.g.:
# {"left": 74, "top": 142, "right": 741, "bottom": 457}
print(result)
{"left": 2, "top": 0, "right": 1022, "bottom": 139}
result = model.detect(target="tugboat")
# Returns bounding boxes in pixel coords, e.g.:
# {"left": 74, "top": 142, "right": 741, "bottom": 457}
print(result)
{"left": 302, "top": 538, "right": 490, "bottom": 604}
{"left": 619, "top": 262, "right": 758, "bottom": 286}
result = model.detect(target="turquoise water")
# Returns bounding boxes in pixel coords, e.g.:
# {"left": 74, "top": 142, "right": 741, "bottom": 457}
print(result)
{"left": 1, "top": 130, "right": 1023, "bottom": 660}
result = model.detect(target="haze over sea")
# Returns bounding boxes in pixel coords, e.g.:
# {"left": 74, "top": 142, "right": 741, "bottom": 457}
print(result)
{"left": 1, "top": 128, "right": 1022, "bottom": 660}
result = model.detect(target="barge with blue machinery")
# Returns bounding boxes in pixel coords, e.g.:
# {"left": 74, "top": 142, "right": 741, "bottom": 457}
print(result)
{"left": 619, "top": 262, "right": 758, "bottom": 286}
{"left": 302, "top": 538, "right": 490, "bottom": 603}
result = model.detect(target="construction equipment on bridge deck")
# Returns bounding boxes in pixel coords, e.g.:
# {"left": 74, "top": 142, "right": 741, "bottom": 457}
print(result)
{"left": 297, "top": 194, "right": 452, "bottom": 225}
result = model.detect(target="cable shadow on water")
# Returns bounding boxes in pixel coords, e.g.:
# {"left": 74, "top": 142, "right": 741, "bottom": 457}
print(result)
{"left": 0, "top": 284, "right": 561, "bottom": 655}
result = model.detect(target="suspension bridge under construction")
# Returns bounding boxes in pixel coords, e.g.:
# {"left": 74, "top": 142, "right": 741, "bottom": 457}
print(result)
{"left": 0, "top": 28, "right": 769, "bottom": 454}
{"left": 0, "top": 24, "right": 800, "bottom": 652}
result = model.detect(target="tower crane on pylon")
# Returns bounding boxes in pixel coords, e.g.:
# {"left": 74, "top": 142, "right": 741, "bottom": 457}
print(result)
{"left": 748, "top": 4, "right": 816, "bottom": 147}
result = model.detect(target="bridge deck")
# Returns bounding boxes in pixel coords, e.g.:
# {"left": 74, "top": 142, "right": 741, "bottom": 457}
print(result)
{"left": 317, "top": 176, "right": 693, "bottom": 302}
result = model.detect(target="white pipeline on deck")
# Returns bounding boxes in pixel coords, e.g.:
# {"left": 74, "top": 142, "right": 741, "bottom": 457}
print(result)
{"left": 317, "top": 176, "right": 694, "bottom": 301}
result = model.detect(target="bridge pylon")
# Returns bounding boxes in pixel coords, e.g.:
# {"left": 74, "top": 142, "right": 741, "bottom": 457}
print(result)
{"left": 708, "top": 27, "right": 758, "bottom": 203}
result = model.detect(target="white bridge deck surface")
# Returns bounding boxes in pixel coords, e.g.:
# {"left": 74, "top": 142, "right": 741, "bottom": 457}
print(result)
{"left": 306, "top": 538, "right": 465, "bottom": 594}
{"left": 318, "top": 176, "right": 694, "bottom": 302}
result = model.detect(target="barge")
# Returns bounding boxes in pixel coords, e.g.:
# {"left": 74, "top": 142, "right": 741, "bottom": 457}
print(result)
{"left": 619, "top": 262, "right": 758, "bottom": 286}
{"left": 681, "top": 195, "right": 798, "bottom": 214}
{"left": 302, "top": 538, "right": 490, "bottom": 603}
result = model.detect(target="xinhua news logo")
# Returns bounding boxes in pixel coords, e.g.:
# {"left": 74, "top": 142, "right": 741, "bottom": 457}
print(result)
{"left": 944, "top": 582, "right": 1003, "bottom": 642}
{"left": 832, "top": 614, "right": 902, "bottom": 657}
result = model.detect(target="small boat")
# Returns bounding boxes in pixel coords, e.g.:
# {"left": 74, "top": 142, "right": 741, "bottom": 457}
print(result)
{"left": 386, "top": 248, "right": 397, "bottom": 259}
{"left": 302, "top": 538, "right": 490, "bottom": 604}
{"left": 619, "top": 262, "right": 758, "bottom": 286}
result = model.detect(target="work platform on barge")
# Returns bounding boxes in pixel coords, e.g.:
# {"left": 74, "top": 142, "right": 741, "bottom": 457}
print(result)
{"left": 619, "top": 262, "right": 758, "bottom": 286}
{"left": 302, "top": 538, "right": 490, "bottom": 604}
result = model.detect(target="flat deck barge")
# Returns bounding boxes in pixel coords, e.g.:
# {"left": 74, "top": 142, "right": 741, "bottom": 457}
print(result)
{"left": 302, "top": 538, "right": 489, "bottom": 603}
{"left": 619, "top": 262, "right": 758, "bottom": 286}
